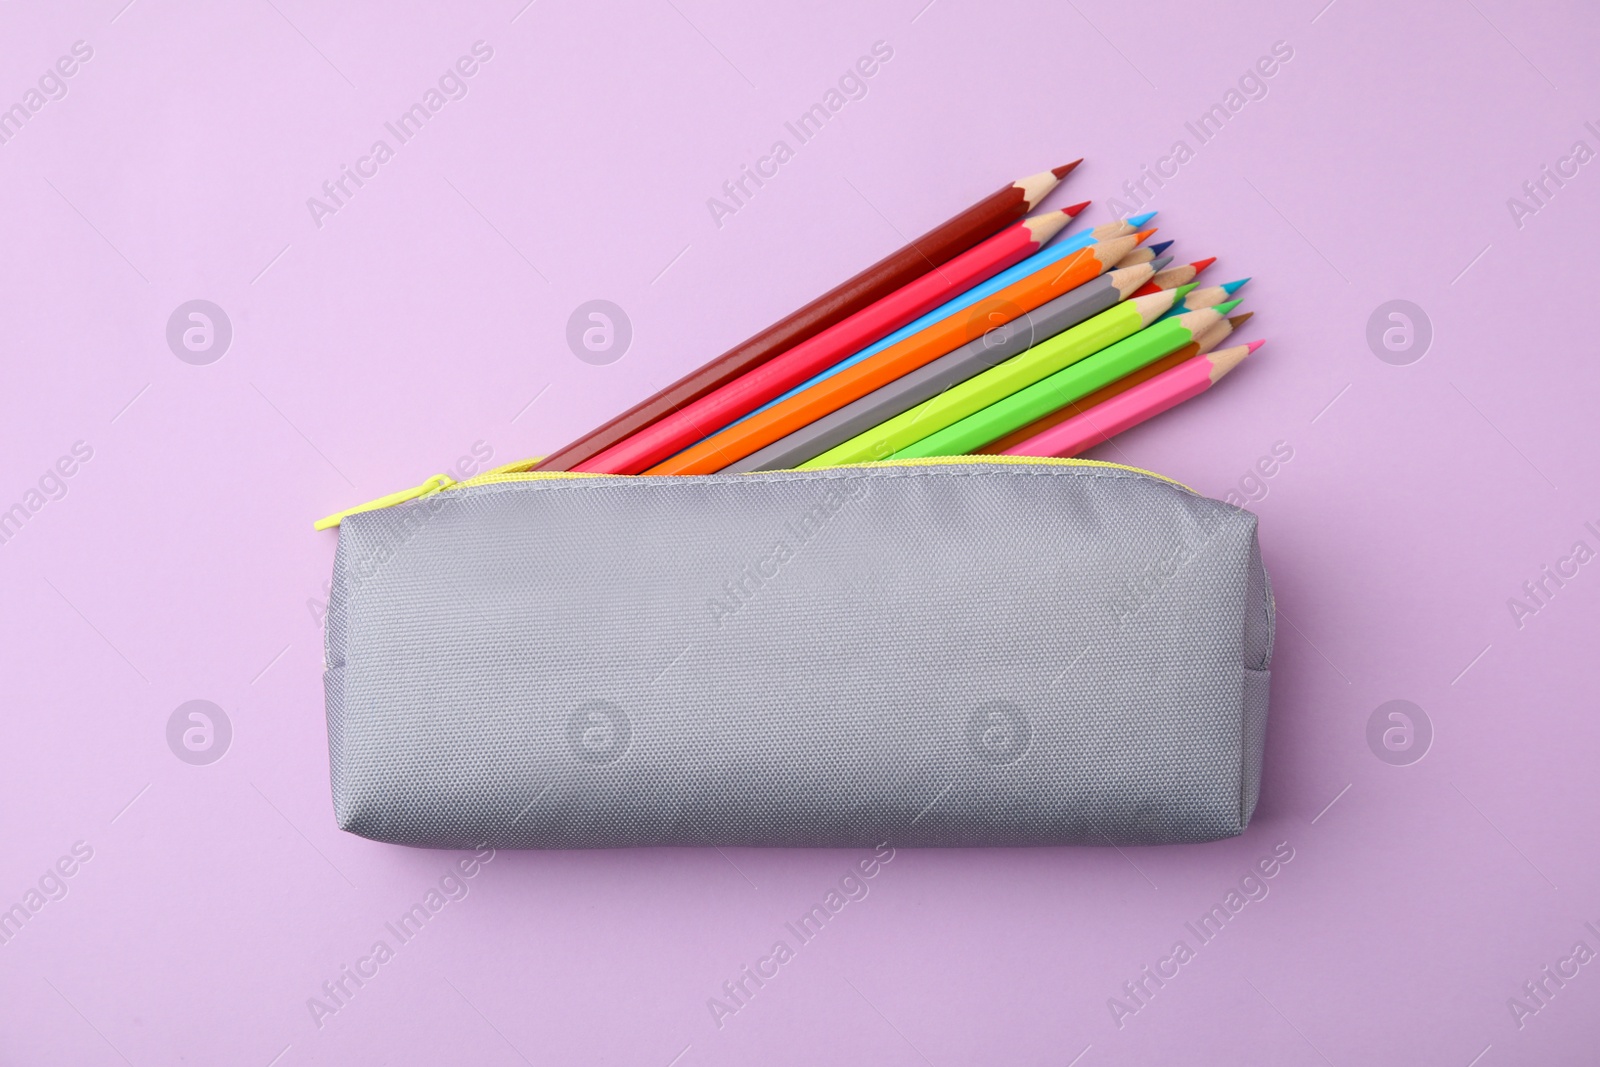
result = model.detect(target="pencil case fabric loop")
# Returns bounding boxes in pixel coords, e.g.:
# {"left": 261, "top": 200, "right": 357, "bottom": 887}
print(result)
{"left": 322, "top": 461, "right": 1274, "bottom": 849}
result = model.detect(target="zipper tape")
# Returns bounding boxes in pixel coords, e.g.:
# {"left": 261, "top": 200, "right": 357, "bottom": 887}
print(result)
{"left": 314, "top": 456, "right": 1194, "bottom": 529}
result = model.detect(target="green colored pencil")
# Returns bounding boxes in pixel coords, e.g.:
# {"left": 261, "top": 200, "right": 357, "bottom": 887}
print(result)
{"left": 799, "top": 286, "right": 1194, "bottom": 469}
{"left": 893, "top": 299, "right": 1244, "bottom": 458}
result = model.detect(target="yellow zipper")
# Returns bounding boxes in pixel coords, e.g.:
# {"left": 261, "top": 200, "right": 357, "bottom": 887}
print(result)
{"left": 314, "top": 456, "right": 1192, "bottom": 529}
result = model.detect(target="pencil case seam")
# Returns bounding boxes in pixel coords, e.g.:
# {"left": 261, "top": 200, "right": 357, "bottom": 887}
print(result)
{"left": 441, "top": 464, "right": 1196, "bottom": 505}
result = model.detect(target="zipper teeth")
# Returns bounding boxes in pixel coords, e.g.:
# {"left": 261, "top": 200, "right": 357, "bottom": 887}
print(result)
{"left": 811, "top": 455, "right": 1193, "bottom": 491}
{"left": 318, "top": 455, "right": 1192, "bottom": 528}
{"left": 455, "top": 455, "right": 1190, "bottom": 492}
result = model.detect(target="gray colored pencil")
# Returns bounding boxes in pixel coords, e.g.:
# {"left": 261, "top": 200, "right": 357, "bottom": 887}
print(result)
{"left": 726, "top": 262, "right": 1159, "bottom": 473}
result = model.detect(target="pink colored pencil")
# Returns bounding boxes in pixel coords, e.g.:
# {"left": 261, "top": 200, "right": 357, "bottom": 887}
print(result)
{"left": 575, "top": 209, "right": 1078, "bottom": 475}
{"left": 1003, "top": 341, "right": 1262, "bottom": 458}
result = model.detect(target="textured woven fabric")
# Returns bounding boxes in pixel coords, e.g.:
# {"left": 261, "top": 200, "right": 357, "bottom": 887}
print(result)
{"left": 324, "top": 462, "right": 1273, "bottom": 849}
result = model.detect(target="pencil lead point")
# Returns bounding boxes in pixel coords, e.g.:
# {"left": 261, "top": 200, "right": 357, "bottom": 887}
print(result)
{"left": 1191, "top": 257, "right": 1217, "bottom": 274}
{"left": 1134, "top": 228, "right": 1157, "bottom": 244}
{"left": 1214, "top": 298, "right": 1244, "bottom": 315}
{"left": 1063, "top": 200, "right": 1091, "bottom": 217}
{"left": 1222, "top": 277, "right": 1250, "bottom": 293}
{"left": 1228, "top": 312, "right": 1254, "bottom": 327}
{"left": 1149, "top": 240, "right": 1173, "bottom": 256}
{"left": 1149, "top": 256, "right": 1173, "bottom": 273}
{"left": 1246, "top": 339, "right": 1265, "bottom": 354}
{"left": 1052, "top": 159, "right": 1084, "bottom": 179}
{"left": 1127, "top": 210, "right": 1158, "bottom": 227}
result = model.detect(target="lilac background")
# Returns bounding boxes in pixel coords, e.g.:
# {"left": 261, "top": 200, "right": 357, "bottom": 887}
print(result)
{"left": 3, "top": 0, "right": 1598, "bottom": 1062}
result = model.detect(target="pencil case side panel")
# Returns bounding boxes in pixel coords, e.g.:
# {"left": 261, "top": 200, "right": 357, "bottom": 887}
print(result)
{"left": 1240, "top": 530, "right": 1274, "bottom": 828}
{"left": 323, "top": 463, "right": 1273, "bottom": 849}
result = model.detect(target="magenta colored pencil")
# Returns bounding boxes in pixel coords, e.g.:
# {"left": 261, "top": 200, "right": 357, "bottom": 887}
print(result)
{"left": 1003, "top": 341, "right": 1262, "bottom": 457}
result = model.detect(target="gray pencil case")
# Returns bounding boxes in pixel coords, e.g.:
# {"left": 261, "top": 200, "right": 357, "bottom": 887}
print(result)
{"left": 319, "top": 457, "right": 1274, "bottom": 849}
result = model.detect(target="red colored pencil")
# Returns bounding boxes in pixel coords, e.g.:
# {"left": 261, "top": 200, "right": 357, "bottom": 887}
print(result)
{"left": 575, "top": 210, "right": 1079, "bottom": 474}
{"left": 535, "top": 162, "right": 1082, "bottom": 472}
{"left": 1132, "top": 256, "right": 1215, "bottom": 296}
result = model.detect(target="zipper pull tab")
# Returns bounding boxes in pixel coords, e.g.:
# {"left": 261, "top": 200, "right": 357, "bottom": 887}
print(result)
{"left": 314, "top": 474, "right": 456, "bottom": 531}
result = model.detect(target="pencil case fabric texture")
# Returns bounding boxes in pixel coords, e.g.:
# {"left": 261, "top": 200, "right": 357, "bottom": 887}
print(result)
{"left": 323, "top": 460, "right": 1274, "bottom": 849}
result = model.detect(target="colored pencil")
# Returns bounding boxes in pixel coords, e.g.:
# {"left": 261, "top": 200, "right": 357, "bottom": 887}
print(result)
{"left": 1002, "top": 341, "right": 1262, "bottom": 458}
{"left": 800, "top": 288, "right": 1192, "bottom": 469}
{"left": 978, "top": 312, "right": 1252, "bottom": 453}
{"left": 1133, "top": 257, "right": 1214, "bottom": 296}
{"left": 1115, "top": 239, "right": 1172, "bottom": 268}
{"left": 1158, "top": 278, "right": 1249, "bottom": 318}
{"left": 577, "top": 210, "right": 1079, "bottom": 475}
{"left": 724, "top": 262, "right": 1158, "bottom": 473}
{"left": 731, "top": 213, "right": 1158, "bottom": 426}
{"left": 535, "top": 162, "right": 1082, "bottom": 472}
{"left": 649, "top": 236, "right": 1143, "bottom": 475}
{"left": 889, "top": 300, "right": 1243, "bottom": 459}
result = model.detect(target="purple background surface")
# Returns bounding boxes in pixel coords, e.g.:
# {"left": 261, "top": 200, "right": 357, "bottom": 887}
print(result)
{"left": 3, "top": 0, "right": 1598, "bottom": 1062}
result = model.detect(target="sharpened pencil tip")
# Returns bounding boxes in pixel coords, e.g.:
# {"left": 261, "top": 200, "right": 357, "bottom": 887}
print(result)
{"left": 1173, "top": 283, "right": 1197, "bottom": 299}
{"left": 1134, "top": 228, "right": 1157, "bottom": 244}
{"left": 1127, "top": 210, "right": 1158, "bottom": 227}
{"left": 1063, "top": 200, "right": 1091, "bottom": 217}
{"left": 1191, "top": 257, "right": 1217, "bottom": 274}
{"left": 1206, "top": 343, "right": 1254, "bottom": 381}
{"left": 1149, "top": 240, "right": 1173, "bottom": 256}
{"left": 1227, "top": 312, "right": 1254, "bottom": 327}
{"left": 1246, "top": 339, "right": 1265, "bottom": 353}
{"left": 1052, "top": 160, "right": 1083, "bottom": 179}
{"left": 1214, "top": 298, "right": 1243, "bottom": 315}
{"left": 1221, "top": 277, "right": 1250, "bottom": 293}
{"left": 1149, "top": 256, "right": 1172, "bottom": 273}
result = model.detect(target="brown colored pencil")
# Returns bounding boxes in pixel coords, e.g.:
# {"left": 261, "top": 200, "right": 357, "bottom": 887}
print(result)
{"left": 534, "top": 162, "right": 1082, "bottom": 471}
